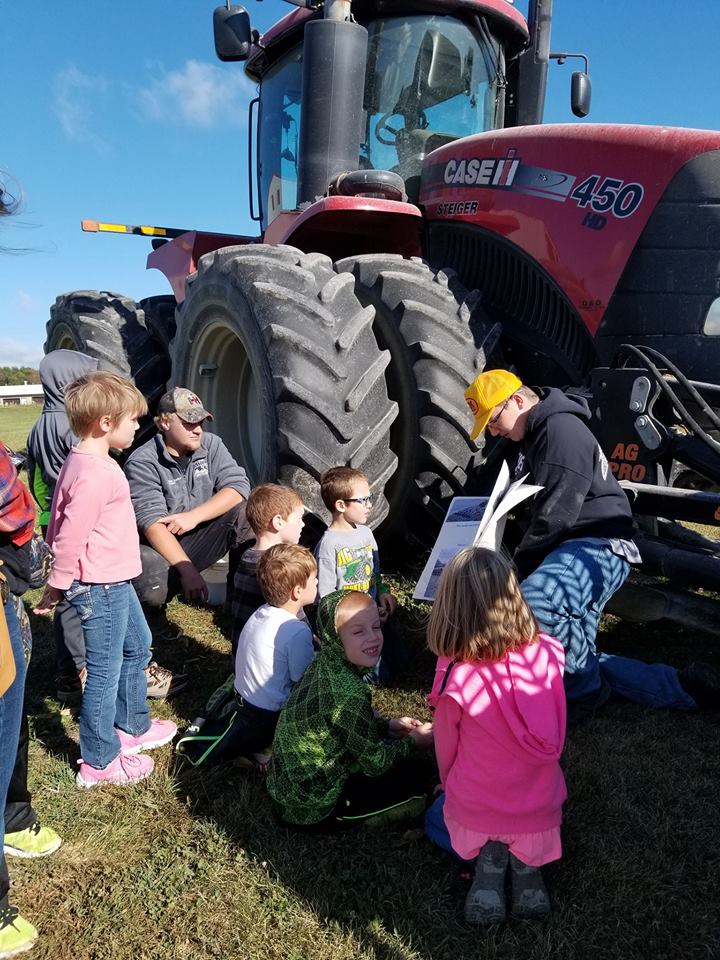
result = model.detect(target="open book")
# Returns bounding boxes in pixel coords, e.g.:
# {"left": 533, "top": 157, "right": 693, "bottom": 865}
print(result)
{"left": 413, "top": 461, "right": 543, "bottom": 602}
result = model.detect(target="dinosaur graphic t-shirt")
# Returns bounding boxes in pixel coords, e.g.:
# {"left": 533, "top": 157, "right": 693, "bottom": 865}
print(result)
{"left": 315, "top": 525, "right": 380, "bottom": 600}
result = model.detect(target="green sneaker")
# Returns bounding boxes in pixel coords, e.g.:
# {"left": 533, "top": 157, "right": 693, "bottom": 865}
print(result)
{"left": 4, "top": 822, "right": 62, "bottom": 859}
{"left": 0, "top": 907, "right": 37, "bottom": 958}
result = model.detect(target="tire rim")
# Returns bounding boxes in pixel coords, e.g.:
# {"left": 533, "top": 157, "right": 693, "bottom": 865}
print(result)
{"left": 185, "top": 319, "right": 266, "bottom": 482}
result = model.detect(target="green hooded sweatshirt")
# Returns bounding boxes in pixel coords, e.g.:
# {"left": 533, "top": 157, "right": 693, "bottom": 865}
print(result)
{"left": 267, "top": 589, "right": 414, "bottom": 825}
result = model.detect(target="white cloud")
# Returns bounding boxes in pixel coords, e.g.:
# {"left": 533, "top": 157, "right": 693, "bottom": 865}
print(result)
{"left": 53, "top": 66, "right": 110, "bottom": 154}
{"left": 136, "top": 59, "right": 253, "bottom": 128}
{"left": 0, "top": 339, "right": 43, "bottom": 367}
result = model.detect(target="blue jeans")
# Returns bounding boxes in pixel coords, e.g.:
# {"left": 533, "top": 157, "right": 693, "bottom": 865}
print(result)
{"left": 520, "top": 539, "right": 696, "bottom": 710}
{"left": 424, "top": 793, "right": 474, "bottom": 862}
{"left": 1, "top": 597, "right": 26, "bottom": 908}
{"left": 66, "top": 581, "right": 152, "bottom": 769}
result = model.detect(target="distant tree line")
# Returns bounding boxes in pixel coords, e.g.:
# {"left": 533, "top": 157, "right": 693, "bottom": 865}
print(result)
{"left": 0, "top": 366, "right": 40, "bottom": 386}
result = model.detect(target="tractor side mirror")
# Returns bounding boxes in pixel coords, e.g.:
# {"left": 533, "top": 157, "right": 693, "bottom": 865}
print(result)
{"left": 213, "top": 5, "right": 252, "bottom": 62}
{"left": 550, "top": 53, "right": 592, "bottom": 119}
{"left": 571, "top": 71, "right": 592, "bottom": 118}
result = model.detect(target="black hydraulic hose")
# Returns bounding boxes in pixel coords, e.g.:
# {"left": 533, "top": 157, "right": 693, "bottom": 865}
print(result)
{"left": 614, "top": 343, "right": 720, "bottom": 455}
{"left": 632, "top": 344, "right": 720, "bottom": 433}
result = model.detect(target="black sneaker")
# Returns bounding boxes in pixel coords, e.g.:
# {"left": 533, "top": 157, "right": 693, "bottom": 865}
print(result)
{"left": 56, "top": 668, "right": 87, "bottom": 705}
{"left": 677, "top": 661, "right": 720, "bottom": 710}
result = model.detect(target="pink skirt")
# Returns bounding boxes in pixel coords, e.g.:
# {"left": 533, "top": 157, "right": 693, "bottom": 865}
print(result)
{"left": 444, "top": 811, "right": 562, "bottom": 867}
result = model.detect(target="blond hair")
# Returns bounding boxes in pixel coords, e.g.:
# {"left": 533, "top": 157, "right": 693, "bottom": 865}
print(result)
{"left": 246, "top": 483, "right": 303, "bottom": 536}
{"left": 427, "top": 547, "right": 538, "bottom": 662}
{"left": 256, "top": 543, "right": 317, "bottom": 607}
{"left": 335, "top": 590, "right": 376, "bottom": 633}
{"left": 65, "top": 371, "right": 148, "bottom": 438}
{"left": 320, "top": 466, "right": 368, "bottom": 512}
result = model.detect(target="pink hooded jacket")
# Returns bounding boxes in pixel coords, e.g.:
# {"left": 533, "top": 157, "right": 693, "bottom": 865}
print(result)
{"left": 428, "top": 634, "right": 567, "bottom": 835}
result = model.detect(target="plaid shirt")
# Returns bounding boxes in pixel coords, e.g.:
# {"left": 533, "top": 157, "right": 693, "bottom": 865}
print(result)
{"left": 0, "top": 443, "right": 35, "bottom": 546}
{"left": 230, "top": 547, "right": 264, "bottom": 651}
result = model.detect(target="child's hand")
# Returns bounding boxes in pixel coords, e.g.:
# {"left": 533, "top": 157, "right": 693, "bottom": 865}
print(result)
{"left": 33, "top": 585, "right": 64, "bottom": 615}
{"left": 388, "top": 716, "right": 422, "bottom": 738}
{"left": 409, "top": 722, "right": 434, "bottom": 750}
{"left": 377, "top": 591, "right": 397, "bottom": 621}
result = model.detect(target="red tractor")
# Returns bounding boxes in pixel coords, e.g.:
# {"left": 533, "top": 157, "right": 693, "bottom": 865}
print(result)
{"left": 46, "top": 0, "right": 720, "bottom": 625}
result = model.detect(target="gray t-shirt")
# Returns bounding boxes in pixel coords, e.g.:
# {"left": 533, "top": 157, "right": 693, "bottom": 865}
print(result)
{"left": 314, "top": 524, "right": 380, "bottom": 599}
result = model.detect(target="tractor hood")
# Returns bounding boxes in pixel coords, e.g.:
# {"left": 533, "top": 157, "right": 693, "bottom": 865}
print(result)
{"left": 420, "top": 123, "right": 720, "bottom": 337}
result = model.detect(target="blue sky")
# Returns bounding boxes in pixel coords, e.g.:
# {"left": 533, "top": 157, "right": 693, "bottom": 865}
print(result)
{"left": 3, "top": 1, "right": 719, "bottom": 367}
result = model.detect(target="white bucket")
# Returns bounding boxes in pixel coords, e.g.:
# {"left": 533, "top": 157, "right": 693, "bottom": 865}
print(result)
{"left": 203, "top": 554, "right": 229, "bottom": 606}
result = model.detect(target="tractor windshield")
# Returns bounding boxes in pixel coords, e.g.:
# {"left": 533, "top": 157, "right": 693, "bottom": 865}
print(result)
{"left": 257, "top": 16, "right": 501, "bottom": 226}
{"left": 363, "top": 16, "right": 501, "bottom": 186}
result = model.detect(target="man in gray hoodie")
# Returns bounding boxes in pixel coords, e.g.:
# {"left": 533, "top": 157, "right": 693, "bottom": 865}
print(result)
{"left": 124, "top": 388, "right": 252, "bottom": 649}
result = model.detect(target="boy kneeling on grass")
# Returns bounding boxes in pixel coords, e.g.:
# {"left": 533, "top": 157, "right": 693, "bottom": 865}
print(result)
{"left": 268, "top": 590, "right": 434, "bottom": 830}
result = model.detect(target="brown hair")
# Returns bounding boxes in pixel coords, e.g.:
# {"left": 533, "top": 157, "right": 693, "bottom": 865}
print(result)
{"left": 335, "top": 590, "right": 376, "bottom": 633}
{"left": 246, "top": 483, "right": 303, "bottom": 536}
{"left": 427, "top": 547, "right": 538, "bottom": 662}
{"left": 256, "top": 543, "right": 317, "bottom": 607}
{"left": 320, "top": 466, "right": 369, "bottom": 512}
{"left": 64, "top": 371, "right": 148, "bottom": 438}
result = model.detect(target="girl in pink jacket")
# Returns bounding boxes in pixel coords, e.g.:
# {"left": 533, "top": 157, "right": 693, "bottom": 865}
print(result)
{"left": 424, "top": 547, "right": 566, "bottom": 925}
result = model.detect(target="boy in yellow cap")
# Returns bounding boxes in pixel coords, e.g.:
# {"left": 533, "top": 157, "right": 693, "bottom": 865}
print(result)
{"left": 463, "top": 370, "right": 718, "bottom": 719}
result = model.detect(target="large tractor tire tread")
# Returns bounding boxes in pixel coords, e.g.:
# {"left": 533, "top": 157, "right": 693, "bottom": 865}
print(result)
{"left": 139, "top": 295, "right": 178, "bottom": 353}
{"left": 171, "top": 244, "right": 398, "bottom": 526}
{"left": 44, "top": 291, "right": 171, "bottom": 444}
{"left": 335, "top": 254, "right": 500, "bottom": 531}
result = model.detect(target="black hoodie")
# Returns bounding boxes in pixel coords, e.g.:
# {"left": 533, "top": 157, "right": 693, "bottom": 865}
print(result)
{"left": 511, "top": 387, "right": 635, "bottom": 579}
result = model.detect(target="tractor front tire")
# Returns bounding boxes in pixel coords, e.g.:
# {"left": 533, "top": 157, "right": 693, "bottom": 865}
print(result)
{"left": 335, "top": 255, "right": 500, "bottom": 533}
{"left": 170, "top": 244, "right": 398, "bottom": 526}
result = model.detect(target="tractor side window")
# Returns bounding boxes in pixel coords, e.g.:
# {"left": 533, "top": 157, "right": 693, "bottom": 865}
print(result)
{"left": 363, "top": 16, "right": 499, "bottom": 185}
{"left": 259, "top": 45, "right": 303, "bottom": 226}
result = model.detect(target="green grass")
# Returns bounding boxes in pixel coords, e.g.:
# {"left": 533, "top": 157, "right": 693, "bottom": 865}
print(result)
{"left": 0, "top": 403, "right": 41, "bottom": 453}
{"left": 14, "top": 578, "right": 720, "bottom": 960}
{"left": 3, "top": 406, "right": 720, "bottom": 958}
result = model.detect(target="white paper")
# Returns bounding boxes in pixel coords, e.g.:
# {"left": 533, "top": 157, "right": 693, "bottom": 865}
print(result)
{"left": 413, "top": 462, "right": 542, "bottom": 602}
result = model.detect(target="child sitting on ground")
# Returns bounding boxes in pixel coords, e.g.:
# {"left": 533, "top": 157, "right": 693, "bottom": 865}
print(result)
{"left": 228, "top": 543, "right": 317, "bottom": 766}
{"left": 34, "top": 371, "right": 176, "bottom": 788}
{"left": 231, "top": 483, "right": 305, "bottom": 658}
{"left": 268, "top": 589, "right": 433, "bottom": 829}
{"left": 424, "top": 547, "right": 567, "bottom": 925}
{"left": 314, "top": 467, "right": 407, "bottom": 682}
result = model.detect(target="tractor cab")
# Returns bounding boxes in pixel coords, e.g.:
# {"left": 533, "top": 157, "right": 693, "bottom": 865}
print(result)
{"left": 216, "top": 2, "right": 531, "bottom": 228}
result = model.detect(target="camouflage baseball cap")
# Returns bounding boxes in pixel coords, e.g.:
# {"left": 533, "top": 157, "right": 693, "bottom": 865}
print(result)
{"left": 158, "top": 387, "right": 213, "bottom": 424}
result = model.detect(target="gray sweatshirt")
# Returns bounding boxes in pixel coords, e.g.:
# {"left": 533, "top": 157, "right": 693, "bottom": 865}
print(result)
{"left": 26, "top": 350, "right": 99, "bottom": 524}
{"left": 314, "top": 524, "right": 381, "bottom": 600}
{"left": 124, "top": 431, "right": 251, "bottom": 532}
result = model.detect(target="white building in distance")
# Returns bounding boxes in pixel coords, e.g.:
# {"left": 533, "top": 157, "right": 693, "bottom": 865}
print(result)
{"left": 0, "top": 383, "right": 43, "bottom": 406}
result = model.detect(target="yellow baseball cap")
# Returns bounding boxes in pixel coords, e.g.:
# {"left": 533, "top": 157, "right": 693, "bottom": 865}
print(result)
{"left": 464, "top": 369, "right": 523, "bottom": 440}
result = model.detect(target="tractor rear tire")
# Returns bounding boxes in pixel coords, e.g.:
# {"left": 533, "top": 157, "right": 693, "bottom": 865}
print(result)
{"left": 335, "top": 254, "right": 500, "bottom": 533}
{"left": 170, "top": 244, "right": 398, "bottom": 526}
{"left": 140, "top": 295, "right": 177, "bottom": 353}
{"left": 44, "top": 290, "right": 170, "bottom": 413}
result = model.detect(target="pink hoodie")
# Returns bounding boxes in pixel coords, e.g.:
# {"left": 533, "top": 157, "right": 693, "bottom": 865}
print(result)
{"left": 428, "top": 634, "right": 567, "bottom": 835}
